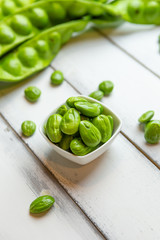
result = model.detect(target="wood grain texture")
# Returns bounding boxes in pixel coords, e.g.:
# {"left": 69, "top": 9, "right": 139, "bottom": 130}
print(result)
{"left": 1, "top": 65, "right": 160, "bottom": 239}
{"left": 0, "top": 116, "right": 104, "bottom": 240}
{"left": 100, "top": 24, "right": 160, "bottom": 77}
{"left": 49, "top": 30, "right": 160, "bottom": 165}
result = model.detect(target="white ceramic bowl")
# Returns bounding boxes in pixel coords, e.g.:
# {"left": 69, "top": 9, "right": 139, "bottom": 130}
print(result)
{"left": 39, "top": 95, "right": 122, "bottom": 165}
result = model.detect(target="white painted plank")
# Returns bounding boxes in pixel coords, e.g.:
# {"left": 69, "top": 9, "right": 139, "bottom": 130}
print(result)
{"left": 1, "top": 66, "right": 160, "bottom": 239}
{"left": 49, "top": 30, "right": 160, "bottom": 165}
{"left": 0, "top": 116, "right": 103, "bottom": 240}
{"left": 100, "top": 23, "right": 160, "bottom": 77}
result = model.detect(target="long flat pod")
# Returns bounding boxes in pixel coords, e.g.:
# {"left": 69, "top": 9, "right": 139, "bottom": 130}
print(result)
{"left": 0, "top": 20, "right": 89, "bottom": 82}
{"left": 0, "top": 0, "right": 119, "bottom": 57}
{"left": 106, "top": 0, "right": 160, "bottom": 24}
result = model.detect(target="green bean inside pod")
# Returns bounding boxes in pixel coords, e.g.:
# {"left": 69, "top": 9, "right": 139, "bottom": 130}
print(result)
{"left": 106, "top": 0, "right": 160, "bottom": 24}
{"left": 0, "top": 0, "right": 41, "bottom": 20}
{"left": 0, "top": 20, "right": 88, "bottom": 82}
{"left": 0, "top": 0, "right": 119, "bottom": 57}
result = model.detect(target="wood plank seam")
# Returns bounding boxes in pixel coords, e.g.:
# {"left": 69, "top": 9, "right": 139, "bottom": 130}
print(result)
{"left": 49, "top": 65, "right": 160, "bottom": 171}
{"left": 0, "top": 112, "right": 108, "bottom": 240}
{"left": 95, "top": 28, "right": 160, "bottom": 81}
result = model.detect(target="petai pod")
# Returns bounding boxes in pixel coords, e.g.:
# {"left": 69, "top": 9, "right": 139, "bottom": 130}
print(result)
{"left": 46, "top": 114, "right": 62, "bottom": 143}
{"left": 0, "top": 20, "right": 88, "bottom": 82}
{"left": 59, "top": 134, "right": 73, "bottom": 150}
{"left": 66, "top": 96, "right": 88, "bottom": 107}
{"left": 79, "top": 120, "right": 101, "bottom": 147}
{"left": 106, "top": 0, "right": 160, "bottom": 24}
{"left": 0, "top": 0, "right": 121, "bottom": 57}
{"left": 70, "top": 137, "right": 95, "bottom": 156}
{"left": 74, "top": 101, "right": 101, "bottom": 117}
{"left": 92, "top": 114, "right": 112, "bottom": 143}
{"left": 60, "top": 108, "right": 80, "bottom": 135}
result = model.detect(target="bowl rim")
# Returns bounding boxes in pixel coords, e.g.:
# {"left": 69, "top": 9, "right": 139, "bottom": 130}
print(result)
{"left": 39, "top": 95, "right": 122, "bottom": 159}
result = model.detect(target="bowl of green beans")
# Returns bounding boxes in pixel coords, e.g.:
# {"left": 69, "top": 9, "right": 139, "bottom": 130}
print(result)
{"left": 39, "top": 95, "right": 122, "bottom": 165}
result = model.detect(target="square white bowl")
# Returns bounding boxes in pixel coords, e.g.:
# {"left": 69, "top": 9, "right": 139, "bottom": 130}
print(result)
{"left": 39, "top": 95, "right": 122, "bottom": 165}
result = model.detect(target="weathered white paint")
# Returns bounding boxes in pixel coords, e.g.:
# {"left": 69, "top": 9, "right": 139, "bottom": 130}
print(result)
{"left": 1, "top": 61, "right": 160, "bottom": 239}
{"left": 100, "top": 23, "right": 160, "bottom": 77}
{"left": 0, "top": 117, "right": 104, "bottom": 240}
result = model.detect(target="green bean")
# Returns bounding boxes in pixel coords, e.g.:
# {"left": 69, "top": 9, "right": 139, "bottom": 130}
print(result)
{"left": 51, "top": 70, "right": 64, "bottom": 85}
{"left": 138, "top": 110, "right": 154, "bottom": 123}
{"left": 106, "top": 0, "right": 160, "bottom": 24}
{"left": 0, "top": 0, "right": 121, "bottom": 57}
{"left": 21, "top": 120, "right": 36, "bottom": 136}
{"left": 0, "top": 20, "right": 88, "bottom": 82}
{"left": 24, "top": 86, "right": 41, "bottom": 102}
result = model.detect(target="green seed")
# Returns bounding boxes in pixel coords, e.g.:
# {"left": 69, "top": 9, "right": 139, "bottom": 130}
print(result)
{"left": 107, "top": 115, "right": 114, "bottom": 132}
{"left": 21, "top": 120, "right": 36, "bottom": 137}
{"left": 59, "top": 134, "right": 73, "bottom": 150}
{"left": 30, "top": 8, "right": 49, "bottom": 29}
{"left": 30, "top": 195, "right": 55, "bottom": 214}
{"left": 11, "top": 15, "right": 32, "bottom": 35}
{"left": 89, "top": 90, "right": 104, "bottom": 101}
{"left": 56, "top": 105, "right": 68, "bottom": 116}
{"left": 49, "top": 3, "right": 66, "bottom": 21}
{"left": 99, "top": 81, "right": 114, "bottom": 95}
{"left": 24, "top": 86, "right": 41, "bottom": 102}
{"left": 92, "top": 115, "right": 112, "bottom": 143}
{"left": 79, "top": 120, "right": 101, "bottom": 147}
{"left": 2, "top": 0, "right": 16, "bottom": 16}
{"left": 60, "top": 108, "right": 80, "bottom": 135}
{"left": 74, "top": 101, "right": 101, "bottom": 117}
{"left": 46, "top": 114, "right": 63, "bottom": 143}
{"left": 18, "top": 47, "right": 38, "bottom": 68}
{"left": 0, "top": 25, "right": 15, "bottom": 44}
{"left": 128, "top": 0, "right": 145, "bottom": 20}
{"left": 144, "top": 120, "right": 160, "bottom": 144}
{"left": 70, "top": 137, "right": 94, "bottom": 156}
{"left": 138, "top": 110, "right": 154, "bottom": 123}
{"left": 3, "top": 57, "right": 22, "bottom": 76}
{"left": 35, "top": 40, "right": 50, "bottom": 58}
{"left": 66, "top": 96, "right": 88, "bottom": 108}
{"left": 51, "top": 70, "right": 64, "bottom": 85}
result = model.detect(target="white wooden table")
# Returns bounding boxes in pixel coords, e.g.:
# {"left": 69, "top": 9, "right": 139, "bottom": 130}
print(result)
{"left": 1, "top": 22, "right": 160, "bottom": 240}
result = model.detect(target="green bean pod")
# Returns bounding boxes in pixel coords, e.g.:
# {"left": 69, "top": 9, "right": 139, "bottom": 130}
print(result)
{"left": 0, "top": 20, "right": 88, "bottom": 82}
{"left": 0, "top": 0, "right": 121, "bottom": 57}
{"left": 106, "top": 0, "right": 160, "bottom": 24}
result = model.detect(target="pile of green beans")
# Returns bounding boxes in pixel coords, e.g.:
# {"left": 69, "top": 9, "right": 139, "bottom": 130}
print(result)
{"left": 45, "top": 96, "right": 113, "bottom": 156}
